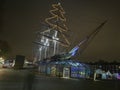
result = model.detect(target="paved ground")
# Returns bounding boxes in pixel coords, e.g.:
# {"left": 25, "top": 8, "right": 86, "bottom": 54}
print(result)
{"left": 0, "top": 68, "right": 120, "bottom": 90}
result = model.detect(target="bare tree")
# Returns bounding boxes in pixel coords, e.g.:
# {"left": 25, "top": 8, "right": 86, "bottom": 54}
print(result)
{"left": 0, "top": 40, "right": 11, "bottom": 58}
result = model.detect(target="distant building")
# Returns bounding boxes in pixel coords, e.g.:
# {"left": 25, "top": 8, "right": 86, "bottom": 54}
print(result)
{"left": 88, "top": 61, "right": 120, "bottom": 80}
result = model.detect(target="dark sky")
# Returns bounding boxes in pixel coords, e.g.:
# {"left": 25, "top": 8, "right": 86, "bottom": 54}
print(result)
{"left": 0, "top": 0, "right": 120, "bottom": 62}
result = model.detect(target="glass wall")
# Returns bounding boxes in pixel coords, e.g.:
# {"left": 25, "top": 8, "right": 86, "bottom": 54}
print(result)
{"left": 38, "top": 60, "right": 90, "bottom": 79}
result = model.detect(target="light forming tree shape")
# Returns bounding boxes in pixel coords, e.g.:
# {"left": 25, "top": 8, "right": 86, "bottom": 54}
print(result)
{"left": 44, "top": 3, "right": 70, "bottom": 47}
{"left": 34, "top": 3, "right": 70, "bottom": 61}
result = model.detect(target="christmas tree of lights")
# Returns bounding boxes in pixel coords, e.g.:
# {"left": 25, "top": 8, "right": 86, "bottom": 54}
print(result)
{"left": 45, "top": 2, "right": 70, "bottom": 47}
{"left": 34, "top": 2, "right": 70, "bottom": 61}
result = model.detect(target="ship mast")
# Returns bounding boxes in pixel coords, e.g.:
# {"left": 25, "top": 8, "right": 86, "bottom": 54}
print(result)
{"left": 34, "top": 2, "right": 70, "bottom": 61}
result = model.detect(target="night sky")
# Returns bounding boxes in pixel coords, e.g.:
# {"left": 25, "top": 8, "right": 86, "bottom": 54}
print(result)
{"left": 0, "top": 0, "right": 120, "bottom": 62}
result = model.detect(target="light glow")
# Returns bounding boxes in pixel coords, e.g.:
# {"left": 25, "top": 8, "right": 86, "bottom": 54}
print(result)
{"left": 0, "top": 57, "right": 4, "bottom": 64}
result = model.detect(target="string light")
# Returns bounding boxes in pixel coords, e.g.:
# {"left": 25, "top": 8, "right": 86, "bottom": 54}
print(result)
{"left": 34, "top": 3, "right": 70, "bottom": 61}
{"left": 45, "top": 3, "right": 70, "bottom": 47}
